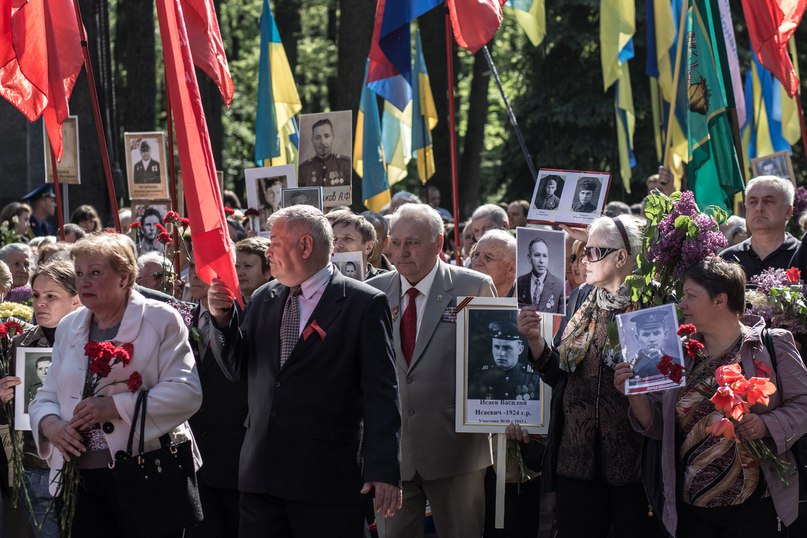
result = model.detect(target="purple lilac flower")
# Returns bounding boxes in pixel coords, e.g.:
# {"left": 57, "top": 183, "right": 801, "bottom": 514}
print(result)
{"left": 750, "top": 268, "right": 788, "bottom": 295}
{"left": 6, "top": 286, "right": 32, "bottom": 304}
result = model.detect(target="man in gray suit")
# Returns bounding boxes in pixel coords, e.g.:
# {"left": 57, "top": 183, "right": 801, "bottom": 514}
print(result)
{"left": 367, "top": 204, "right": 495, "bottom": 538}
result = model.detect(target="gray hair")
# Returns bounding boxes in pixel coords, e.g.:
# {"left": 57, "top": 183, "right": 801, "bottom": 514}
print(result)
{"left": 746, "top": 175, "right": 795, "bottom": 205}
{"left": 478, "top": 229, "right": 516, "bottom": 257}
{"left": 0, "top": 243, "right": 35, "bottom": 275}
{"left": 588, "top": 215, "right": 643, "bottom": 265}
{"left": 137, "top": 251, "right": 175, "bottom": 275}
{"left": 390, "top": 203, "right": 444, "bottom": 241}
{"left": 268, "top": 205, "right": 334, "bottom": 260}
{"left": 471, "top": 204, "right": 508, "bottom": 228}
{"left": 391, "top": 191, "right": 421, "bottom": 205}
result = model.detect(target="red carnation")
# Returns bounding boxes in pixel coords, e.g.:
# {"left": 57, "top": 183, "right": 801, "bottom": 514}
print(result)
{"left": 163, "top": 211, "right": 180, "bottom": 224}
{"left": 156, "top": 223, "right": 167, "bottom": 234}
{"left": 685, "top": 339, "right": 705, "bottom": 359}
{"left": 754, "top": 359, "right": 772, "bottom": 378}
{"left": 656, "top": 355, "right": 673, "bottom": 376}
{"left": 224, "top": 207, "right": 235, "bottom": 216}
{"left": 84, "top": 341, "right": 101, "bottom": 358}
{"left": 786, "top": 267, "right": 801, "bottom": 284}
{"left": 104, "top": 228, "right": 116, "bottom": 234}
{"left": 127, "top": 371, "right": 143, "bottom": 392}
{"left": 157, "top": 232, "right": 172, "bottom": 245}
{"left": 114, "top": 346, "right": 131, "bottom": 366}
{"left": 668, "top": 363, "right": 685, "bottom": 384}
{"left": 0, "top": 325, "right": 8, "bottom": 339}
{"left": 677, "top": 324, "right": 697, "bottom": 337}
{"left": 179, "top": 218, "right": 190, "bottom": 227}
{"left": 244, "top": 208, "right": 260, "bottom": 217}
{"left": 89, "top": 357, "right": 112, "bottom": 377}
{"left": 121, "top": 343, "right": 134, "bottom": 359}
{"left": 129, "top": 221, "right": 142, "bottom": 230}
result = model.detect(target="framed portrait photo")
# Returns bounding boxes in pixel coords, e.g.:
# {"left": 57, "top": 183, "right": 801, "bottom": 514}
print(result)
{"left": 515, "top": 227, "right": 566, "bottom": 314}
{"left": 282, "top": 186, "right": 323, "bottom": 210}
{"left": 44, "top": 116, "right": 81, "bottom": 184}
{"left": 124, "top": 132, "right": 170, "bottom": 200}
{"left": 750, "top": 150, "right": 796, "bottom": 185}
{"left": 616, "top": 304, "right": 686, "bottom": 395}
{"left": 132, "top": 201, "right": 170, "bottom": 255}
{"left": 455, "top": 297, "right": 551, "bottom": 434}
{"left": 332, "top": 251, "right": 364, "bottom": 281}
{"left": 528, "top": 169, "right": 611, "bottom": 226}
{"left": 244, "top": 165, "right": 297, "bottom": 233}
{"left": 298, "top": 110, "right": 353, "bottom": 208}
{"left": 15, "top": 347, "right": 54, "bottom": 431}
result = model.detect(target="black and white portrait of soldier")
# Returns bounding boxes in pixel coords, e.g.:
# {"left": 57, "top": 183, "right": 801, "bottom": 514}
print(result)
{"left": 534, "top": 174, "right": 565, "bottom": 211}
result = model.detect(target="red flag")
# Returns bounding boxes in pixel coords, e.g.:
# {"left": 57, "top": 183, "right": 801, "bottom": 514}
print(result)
{"left": 0, "top": 0, "right": 83, "bottom": 160}
{"left": 446, "top": 0, "right": 505, "bottom": 53}
{"left": 181, "top": 0, "right": 233, "bottom": 106}
{"left": 741, "top": 0, "right": 807, "bottom": 97}
{"left": 156, "top": 0, "right": 242, "bottom": 305}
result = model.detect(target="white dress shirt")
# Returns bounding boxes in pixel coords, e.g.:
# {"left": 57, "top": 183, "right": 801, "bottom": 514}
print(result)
{"left": 296, "top": 264, "right": 333, "bottom": 336}
{"left": 400, "top": 261, "right": 440, "bottom": 335}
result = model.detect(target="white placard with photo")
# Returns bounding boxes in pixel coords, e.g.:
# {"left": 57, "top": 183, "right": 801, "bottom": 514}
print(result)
{"left": 282, "top": 187, "right": 323, "bottom": 211}
{"left": 617, "top": 304, "right": 686, "bottom": 395}
{"left": 44, "top": 116, "right": 81, "bottom": 184}
{"left": 528, "top": 169, "right": 611, "bottom": 226}
{"left": 515, "top": 227, "right": 566, "bottom": 314}
{"left": 15, "top": 347, "right": 54, "bottom": 431}
{"left": 124, "top": 132, "right": 170, "bottom": 200}
{"left": 244, "top": 164, "right": 297, "bottom": 232}
{"left": 298, "top": 110, "right": 353, "bottom": 207}
{"left": 132, "top": 201, "right": 170, "bottom": 255}
{"left": 332, "top": 251, "right": 364, "bottom": 281}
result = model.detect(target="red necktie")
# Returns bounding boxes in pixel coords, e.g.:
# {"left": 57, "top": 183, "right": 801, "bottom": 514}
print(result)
{"left": 401, "top": 287, "right": 419, "bottom": 365}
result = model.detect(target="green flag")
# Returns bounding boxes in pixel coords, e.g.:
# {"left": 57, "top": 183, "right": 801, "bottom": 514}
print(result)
{"left": 686, "top": 0, "right": 744, "bottom": 212}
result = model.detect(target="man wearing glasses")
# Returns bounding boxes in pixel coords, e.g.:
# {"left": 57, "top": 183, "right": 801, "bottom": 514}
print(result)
{"left": 516, "top": 237, "right": 564, "bottom": 313}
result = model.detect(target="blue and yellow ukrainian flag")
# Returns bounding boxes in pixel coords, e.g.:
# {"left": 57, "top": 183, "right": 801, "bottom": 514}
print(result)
{"left": 411, "top": 28, "right": 437, "bottom": 182}
{"left": 505, "top": 0, "right": 546, "bottom": 46}
{"left": 381, "top": 101, "right": 413, "bottom": 185}
{"left": 355, "top": 62, "right": 390, "bottom": 212}
{"left": 254, "top": 0, "right": 302, "bottom": 166}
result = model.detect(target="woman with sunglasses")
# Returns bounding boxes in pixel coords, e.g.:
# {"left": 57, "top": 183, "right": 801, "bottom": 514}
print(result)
{"left": 517, "top": 215, "right": 659, "bottom": 537}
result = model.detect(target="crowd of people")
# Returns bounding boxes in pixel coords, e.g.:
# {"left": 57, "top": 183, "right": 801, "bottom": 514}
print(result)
{"left": 0, "top": 170, "right": 803, "bottom": 537}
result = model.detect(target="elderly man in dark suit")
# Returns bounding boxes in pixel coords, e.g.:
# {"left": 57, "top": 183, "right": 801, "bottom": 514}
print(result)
{"left": 207, "top": 205, "right": 402, "bottom": 538}
{"left": 367, "top": 204, "right": 495, "bottom": 538}
{"left": 516, "top": 237, "right": 564, "bottom": 313}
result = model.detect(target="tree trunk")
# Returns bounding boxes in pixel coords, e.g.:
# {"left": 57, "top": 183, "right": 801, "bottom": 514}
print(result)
{"left": 459, "top": 45, "right": 493, "bottom": 217}
{"left": 114, "top": 0, "right": 156, "bottom": 134}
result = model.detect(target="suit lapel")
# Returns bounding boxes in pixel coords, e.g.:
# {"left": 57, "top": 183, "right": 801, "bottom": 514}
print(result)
{"left": 264, "top": 284, "right": 288, "bottom": 377}
{"left": 383, "top": 275, "right": 406, "bottom": 371}
{"left": 282, "top": 272, "right": 345, "bottom": 370}
{"left": 409, "top": 263, "right": 453, "bottom": 369}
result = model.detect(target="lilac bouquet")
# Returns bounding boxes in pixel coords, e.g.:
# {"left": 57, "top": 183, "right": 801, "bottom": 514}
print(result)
{"left": 627, "top": 191, "right": 727, "bottom": 305}
{"left": 6, "top": 285, "right": 32, "bottom": 306}
{"left": 746, "top": 267, "right": 807, "bottom": 336}
{"left": 788, "top": 186, "right": 807, "bottom": 240}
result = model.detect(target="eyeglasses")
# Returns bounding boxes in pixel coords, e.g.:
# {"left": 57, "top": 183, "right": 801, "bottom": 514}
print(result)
{"left": 583, "top": 246, "right": 619, "bottom": 263}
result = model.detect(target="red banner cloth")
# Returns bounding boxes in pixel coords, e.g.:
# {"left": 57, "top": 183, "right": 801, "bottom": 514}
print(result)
{"left": 741, "top": 0, "right": 807, "bottom": 97}
{"left": 446, "top": 0, "right": 505, "bottom": 53}
{"left": 181, "top": 0, "right": 233, "bottom": 106}
{"left": 156, "top": 0, "right": 242, "bottom": 305}
{"left": 0, "top": 0, "right": 83, "bottom": 160}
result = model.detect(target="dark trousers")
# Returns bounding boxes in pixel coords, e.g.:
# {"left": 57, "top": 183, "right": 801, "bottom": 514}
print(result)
{"left": 188, "top": 481, "right": 241, "bottom": 538}
{"left": 483, "top": 466, "right": 542, "bottom": 537}
{"left": 72, "top": 468, "right": 184, "bottom": 538}
{"left": 239, "top": 491, "right": 364, "bottom": 538}
{"left": 555, "top": 475, "right": 660, "bottom": 538}
{"left": 677, "top": 496, "right": 787, "bottom": 538}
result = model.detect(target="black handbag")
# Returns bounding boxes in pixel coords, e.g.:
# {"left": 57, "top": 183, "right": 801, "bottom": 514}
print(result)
{"left": 762, "top": 329, "right": 807, "bottom": 500}
{"left": 109, "top": 390, "right": 203, "bottom": 538}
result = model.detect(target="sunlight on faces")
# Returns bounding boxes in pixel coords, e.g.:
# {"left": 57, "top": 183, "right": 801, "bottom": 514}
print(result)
{"left": 332, "top": 222, "right": 373, "bottom": 262}
{"left": 236, "top": 251, "right": 270, "bottom": 298}
{"left": 679, "top": 278, "right": 722, "bottom": 330}
{"left": 471, "top": 216, "right": 501, "bottom": 242}
{"left": 74, "top": 254, "right": 129, "bottom": 314}
{"left": 266, "top": 219, "right": 314, "bottom": 287}
{"left": 5, "top": 250, "right": 30, "bottom": 288}
{"left": 582, "top": 229, "right": 620, "bottom": 288}
{"left": 744, "top": 183, "right": 792, "bottom": 234}
{"left": 471, "top": 238, "right": 514, "bottom": 292}
{"left": 136, "top": 261, "right": 164, "bottom": 291}
{"left": 31, "top": 275, "right": 80, "bottom": 329}
{"left": 390, "top": 218, "right": 442, "bottom": 285}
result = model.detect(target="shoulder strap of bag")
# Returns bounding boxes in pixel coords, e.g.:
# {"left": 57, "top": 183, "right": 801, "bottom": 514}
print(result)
{"left": 125, "top": 390, "right": 149, "bottom": 456}
{"left": 762, "top": 329, "right": 780, "bottom": 390}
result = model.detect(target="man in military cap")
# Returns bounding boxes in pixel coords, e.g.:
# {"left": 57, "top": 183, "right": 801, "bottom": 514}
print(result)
{"left": 21, "top": 184, "right": 56, "bottom": 237}
{"left": 630, "top": 309, "right": 673, "bottom": 378}
{"left": 298, "top": 119, "right": 351, "bottom": 187}
{"left": 535, "top": 175, "right": 563, "bottom": 211}
{"left": 469, "top": 321, "right": 540, "bottom": 400}
{"left": 571, "top": 177, "right": 599, "bottom": 213}
{"left": 133, "top": 140, "right": 161, "bottom": 184}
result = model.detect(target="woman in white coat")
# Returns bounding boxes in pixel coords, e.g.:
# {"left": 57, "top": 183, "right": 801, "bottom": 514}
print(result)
{"left": 29, "top": 233, "right": 202, "bottom": 537}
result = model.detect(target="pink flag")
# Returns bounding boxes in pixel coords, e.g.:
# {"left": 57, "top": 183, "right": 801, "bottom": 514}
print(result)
{"left": 156, "top": 0, "right": 242, "bottom": 305}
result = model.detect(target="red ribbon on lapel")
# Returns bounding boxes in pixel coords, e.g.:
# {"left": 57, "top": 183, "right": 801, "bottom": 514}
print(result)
{"left": 303, "top": 320, "right": 327, "bottom": 341}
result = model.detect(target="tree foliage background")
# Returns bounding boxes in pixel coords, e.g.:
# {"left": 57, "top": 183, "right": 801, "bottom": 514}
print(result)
{"left": 109, "top": 0, "right": 807, "bottom": 220}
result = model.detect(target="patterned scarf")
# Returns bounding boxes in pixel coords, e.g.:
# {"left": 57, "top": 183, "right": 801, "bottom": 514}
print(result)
{"left": 559, "top": 285, "right": 634, "bottom": 373}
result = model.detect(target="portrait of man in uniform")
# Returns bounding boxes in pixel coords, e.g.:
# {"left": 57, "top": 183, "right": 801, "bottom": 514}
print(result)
{"left": 133, "top": 140, "right": 161, "bottom": 184}
{"left": 25, "top": 355, "right": 52, "bottom": 413}
{"left": 468, "top": 321, "right": 540, "bottom": 401}
{"left": 751, "top": 151, "right": 795, "bottom": 184}
{"left": 533, "top": 174, "right": 564, "bottom": 211}
{"left": 298, "top": 111, "right": 353, "bottom": 188}
{"left": 516, "top": 231, "right": 565, "bottom": 313}
{"left": 571, "top": 177, "right": 600, "bottom": 213}
{"left": 629, "top": 310, "right": 674, "bottom": 379}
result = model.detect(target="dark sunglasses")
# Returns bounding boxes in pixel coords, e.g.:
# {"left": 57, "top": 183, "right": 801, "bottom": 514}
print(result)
{"left": 583, "top": 246, "right": 619, "bottom": 263}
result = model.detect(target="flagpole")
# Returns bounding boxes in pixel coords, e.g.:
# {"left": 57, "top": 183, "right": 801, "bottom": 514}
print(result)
{"left": 165, "top": 83, "right": 182, "bottom": 277}
{"left": 47, "top": 145, "right": 66, "bottom": 240}
{"left": 445, "top": 13, "right": 462, "bottom": 265}
{"left": 795, "top": 88, "right": 807, "bottom": 163}
{"left": 662, "top": 0, "right": 689, "bottom": 177}
{"left": 70, "top": 0, "right": 122, "bottom": 232}
{"left": 481, "top": 46, "right": 538, "bottom": 181}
